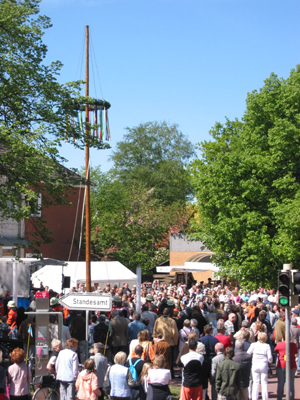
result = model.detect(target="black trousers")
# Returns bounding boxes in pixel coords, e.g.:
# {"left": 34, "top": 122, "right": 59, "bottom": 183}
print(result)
{"left": 170, "top": 345, "right": 175, "bottom": 378}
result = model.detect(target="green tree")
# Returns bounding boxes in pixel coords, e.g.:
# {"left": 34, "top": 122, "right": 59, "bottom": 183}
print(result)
{"left": 0, "top": 0, "right": 108, "bottom": 232}
{"left": 109, "top": 121, "right": 196, "bottom": 206}
{"left": 90, "top": 169, "right": 186, "bottom": 272}
{"left": 190, "top": 66, "right": 300, "bottom": 287}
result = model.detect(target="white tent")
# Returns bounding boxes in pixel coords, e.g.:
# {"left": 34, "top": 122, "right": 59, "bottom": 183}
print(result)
{"left": 31, "top": 261, "right": 137, "bottom": 293}
{"left": 156, "top": 262, "right": 219, "bottom": 273}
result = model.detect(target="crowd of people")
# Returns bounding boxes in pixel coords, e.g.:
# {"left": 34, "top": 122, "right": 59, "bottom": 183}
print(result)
{"left": 0, "top": 278, "right": 299, "bottom": 400}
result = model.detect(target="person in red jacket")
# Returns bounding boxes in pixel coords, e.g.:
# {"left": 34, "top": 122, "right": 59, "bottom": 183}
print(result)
{"left": 214, "top": 321, "right": 232, "bottom": 350}
{"left": 274, "top": 340, "right": 298, "bottom": 400}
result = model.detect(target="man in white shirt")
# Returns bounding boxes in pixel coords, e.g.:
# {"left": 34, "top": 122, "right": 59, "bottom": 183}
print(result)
{"left": 248, "top": 290, "right": 259, "bottom": 303}
{"left": 56, "top": 338, "right": 79, "bottom": 400}
{"left": 268, "top": 289, "right": 277, "bottom": 303}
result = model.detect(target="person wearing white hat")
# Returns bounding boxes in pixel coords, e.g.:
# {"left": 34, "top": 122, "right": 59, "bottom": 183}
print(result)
{"left": 7, "top": 301, "right": 17, "bottom": 327}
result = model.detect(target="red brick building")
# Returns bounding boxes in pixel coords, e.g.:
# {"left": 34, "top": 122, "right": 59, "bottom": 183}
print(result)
{"left": 24, "top": 184, "right": 85, "bottom": 260}
{"left": 0, "top": 169, "right": 85, "bottom": 261}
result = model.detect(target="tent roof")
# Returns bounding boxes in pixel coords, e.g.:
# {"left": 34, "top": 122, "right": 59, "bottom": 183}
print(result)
{"left": 31, "top": 261, "right": 137, "bottom": 293}
{"left": 70, "top": 261, "right": 137, "bottom": 283}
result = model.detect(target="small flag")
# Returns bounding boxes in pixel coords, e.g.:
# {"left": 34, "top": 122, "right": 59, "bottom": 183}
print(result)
{"left": 28, "top": 324, "right": 33, "bottom": 337}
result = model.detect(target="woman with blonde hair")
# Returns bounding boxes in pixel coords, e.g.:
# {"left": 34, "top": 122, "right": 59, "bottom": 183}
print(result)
{"left": 129, "top": 329, "right": 151, "bottom": 360}
{"left": 247, "top": 332, "right": 273, "bottom": 400}
{"left": 137, "top": 362, "right": 152, "bottom": 400}
{"left": 147, "top": 355, "right": 171, "bottom": 400}
{"left": 176, "top": 331, "right": 197, "bottom": 364}
{"left": 250, "top": 320, "right": 266, "bottom": 340}
{"left": 109, "top": 351, "right": 134, "bottom": 400}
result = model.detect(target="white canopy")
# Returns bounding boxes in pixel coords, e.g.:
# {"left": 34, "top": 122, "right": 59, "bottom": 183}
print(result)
{"left": 156, "top": 262, "right": 219, "bottom": 273}
{"left": 31, "top": 261, "right": 137, "bottom": 293}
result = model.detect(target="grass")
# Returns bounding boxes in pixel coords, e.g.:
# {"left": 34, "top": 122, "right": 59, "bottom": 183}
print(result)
{"left": 170, "top": 384, "right": 181, "bottom": 399}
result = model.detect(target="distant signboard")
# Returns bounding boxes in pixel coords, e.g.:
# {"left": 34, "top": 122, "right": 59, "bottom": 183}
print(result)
{"left": 36, "top": 292, "right": 49, "bottom": 298}
{"left": 36, "top": 291, "right": 49, "bottom": 311}
{"left": 59, "top": 293, "right": 112, "bottom": 311}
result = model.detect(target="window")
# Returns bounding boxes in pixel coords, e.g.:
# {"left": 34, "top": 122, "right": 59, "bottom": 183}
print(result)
{"left": 29, "top": 194, "right": 42, "bottom": 217}
{"left": 1, "top": 247, "right": 18, "bottom": 257}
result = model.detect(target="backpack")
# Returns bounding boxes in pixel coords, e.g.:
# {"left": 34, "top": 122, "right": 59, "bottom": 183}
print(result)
{"left": 129, "top": 358, "right": 142, "bottom": 387}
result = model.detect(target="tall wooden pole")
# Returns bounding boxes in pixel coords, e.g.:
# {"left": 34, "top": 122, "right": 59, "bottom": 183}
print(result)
{"left": 85, "top": 25, "right": 91, "bottom": 292}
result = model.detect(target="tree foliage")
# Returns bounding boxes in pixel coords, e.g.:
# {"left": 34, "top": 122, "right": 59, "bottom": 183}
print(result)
{"left": 90, "top": 167, "right": 187, "bottom": 272}
{"left": 190, "top": 66, "right": 300, "bottom": 287}
{"left": 89, "top": 121, "right": 195, "bottom": 272}
{"left": 0, "top": 0, "right": 108, "bottom": 227}
{"left": 109, "top": 121, "right": 196, "bottom": 206}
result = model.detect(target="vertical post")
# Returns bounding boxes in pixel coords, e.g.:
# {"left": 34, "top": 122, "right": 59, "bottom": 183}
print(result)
{"left": 86, "top": 309, "right": 89, "bottom": 343}
{"left": 12, "top": 261, "right": 18, "bottom": 307}
{"left": 85, "top": 25, "right": 91, "bottom": 293}
{"left": 283, "top": 263, "right": 292, "bottom": 400}
{"left": 136, "top": 267, "right": 142, "bottom": 312}
{"left": 285, "top": 306, "right": 291, "bottom": 400}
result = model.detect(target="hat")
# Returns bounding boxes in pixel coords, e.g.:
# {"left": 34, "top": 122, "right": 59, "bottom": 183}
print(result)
{"left": 146, "top": 294, "right": 153, "bottom": 301}
{"left": 292, "top": 309, "right": 300, "bottom": 316}
{"left": 250, "top": 300, "right": 257, "bottom": 305}
{"left": 112, "top": 296, "right": 121, "bottom": 302}
{"left": 167, "top": 299, "right": 174, "bottom": 306}
{"left": 50, "top": 297, "right": 59, "bottom": 306}
{"left": 7, "top": 301, "right": 16, "bottom": 308}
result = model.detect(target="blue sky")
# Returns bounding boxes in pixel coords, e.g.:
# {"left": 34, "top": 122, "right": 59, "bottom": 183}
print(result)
{"left": 39, "top": 0, "right": 300, "bottom": 172}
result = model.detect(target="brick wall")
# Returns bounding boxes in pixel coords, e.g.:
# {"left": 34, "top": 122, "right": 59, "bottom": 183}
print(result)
{"left": 24, "top": 186, "right": 84, "bottom": 261}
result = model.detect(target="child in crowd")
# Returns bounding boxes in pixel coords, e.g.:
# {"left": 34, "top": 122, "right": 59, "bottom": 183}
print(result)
{"left": 76, "top": 358, "right": 102, "bottom": 400}
{"left": 137, "top": 362, "right": 152, "bottom": 400}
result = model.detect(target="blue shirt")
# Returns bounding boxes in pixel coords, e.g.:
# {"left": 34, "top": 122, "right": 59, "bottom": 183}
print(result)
{"left": 128, "top": 320, "right": 146, "bottom": 341}
{"left": 198, "top": 335, "right": 219, "bottom": 360}
{"left": 241, "top": 294, "right": 250, "bottom": 302}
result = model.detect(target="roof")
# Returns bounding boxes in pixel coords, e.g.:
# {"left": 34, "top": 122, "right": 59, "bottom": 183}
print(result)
{"left": 156, "top": 262, "right": 219, "bottom": 273}
{"left": 0, "top": 144, "right": 87, "bottom": 187}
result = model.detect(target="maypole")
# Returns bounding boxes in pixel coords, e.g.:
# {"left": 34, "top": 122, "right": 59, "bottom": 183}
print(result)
{"left": 85, "top": 25, "right": 91, "bottom": 292}
{"left": 71, "top": 25, "right": 111, "bottom": 292}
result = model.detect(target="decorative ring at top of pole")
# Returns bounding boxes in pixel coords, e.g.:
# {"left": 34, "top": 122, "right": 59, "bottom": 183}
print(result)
{"left": 73, "top": 98, "right": 111, "bottom": 112}
{"left": 71, "top": 97, "right": 111, "bottom": 142}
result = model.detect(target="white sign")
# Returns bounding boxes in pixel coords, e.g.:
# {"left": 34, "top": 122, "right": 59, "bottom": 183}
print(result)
{"left": 59, "top": 293, "right": 112, "bottom": 311}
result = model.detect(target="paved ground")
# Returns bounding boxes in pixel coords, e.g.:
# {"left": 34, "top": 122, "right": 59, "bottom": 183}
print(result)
{"left": 170, "top": 366, "right": 300, "bottom": 399}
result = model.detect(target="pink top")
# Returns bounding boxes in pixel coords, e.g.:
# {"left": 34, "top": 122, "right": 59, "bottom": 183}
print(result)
{"left": 8, "top": 363, "right": 31, "bottom": 395}
{"left": 76, "top": 371, "right": 101, "bottom": 400}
